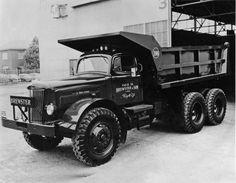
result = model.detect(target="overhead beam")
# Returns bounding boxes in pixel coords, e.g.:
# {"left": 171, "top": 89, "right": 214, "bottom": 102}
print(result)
{"left": 173, "top": 0, "right": 215, "bottom": 8}
{"left": 172, "top": 13, "right": 183, "bottom": 29}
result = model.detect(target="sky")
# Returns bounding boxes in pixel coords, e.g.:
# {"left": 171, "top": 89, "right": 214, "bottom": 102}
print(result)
{"left": 0, "top": 0, "right": 40, "bottom": 46}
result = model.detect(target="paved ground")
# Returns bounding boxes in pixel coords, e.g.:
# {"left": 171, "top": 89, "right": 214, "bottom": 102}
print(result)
{"left": 0, "top": 83, "right": 235, "bottom": 183}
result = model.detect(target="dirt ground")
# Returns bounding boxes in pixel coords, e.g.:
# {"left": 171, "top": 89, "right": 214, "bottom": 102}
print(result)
{"left": 0, "top": 83, "right": 235, "bottom": 183}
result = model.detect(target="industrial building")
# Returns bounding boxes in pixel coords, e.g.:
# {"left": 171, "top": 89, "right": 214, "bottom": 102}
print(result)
{"left": 38, "top": 0, "right": 235, "bottom": 80}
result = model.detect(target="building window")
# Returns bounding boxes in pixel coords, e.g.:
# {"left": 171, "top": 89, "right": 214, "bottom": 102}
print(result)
{"left": 51, "top": 4, "right": 68, "bottom": 19}
{"left": 145, "top": 20, "right": 168, "bottom": 47}
{"left": 124, "top": 20, "right": 169, "bottom": 47}
{"left": 2, "top": 52, "right": 8, "bottom": 60}
{"left": 18, "top": 52, "right": 24, "bottom": 60}
{"left": 69, "top": 59, "right": 78, "bottom": 76}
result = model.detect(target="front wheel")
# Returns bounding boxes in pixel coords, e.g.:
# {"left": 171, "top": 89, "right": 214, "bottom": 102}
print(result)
{"left": 72, "top": 107, "right": 121, "bottom": 166}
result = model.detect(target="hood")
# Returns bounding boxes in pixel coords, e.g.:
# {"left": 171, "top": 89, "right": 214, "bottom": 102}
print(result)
{"left": 31, "top": 74, "right": 107, "bottom": 89}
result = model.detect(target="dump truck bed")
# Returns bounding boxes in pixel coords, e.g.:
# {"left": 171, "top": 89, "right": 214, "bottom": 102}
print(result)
{"left": 158, "top": 44, "right": 228, "bottom": 89}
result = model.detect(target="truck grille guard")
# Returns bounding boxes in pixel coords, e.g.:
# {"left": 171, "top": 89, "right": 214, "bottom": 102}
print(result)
{"left": 8, "top": 89, "right": 46, "bottom": 124}
{"left": 9, "top": 87, "right": 59, "bottom": 125}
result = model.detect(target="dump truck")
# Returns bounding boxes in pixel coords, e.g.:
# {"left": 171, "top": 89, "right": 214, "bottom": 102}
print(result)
{"left": 1, "top": 32, "right": 229, "bottom": 166}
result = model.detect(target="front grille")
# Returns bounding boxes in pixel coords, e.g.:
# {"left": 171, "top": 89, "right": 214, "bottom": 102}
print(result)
{"left": 30, "top": 89, "right": 45, "bottom": 123}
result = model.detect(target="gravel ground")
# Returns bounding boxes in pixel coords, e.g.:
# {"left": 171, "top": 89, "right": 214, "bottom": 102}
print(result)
{"left": 0, "top": 83, "right": 235, "bottom": 183}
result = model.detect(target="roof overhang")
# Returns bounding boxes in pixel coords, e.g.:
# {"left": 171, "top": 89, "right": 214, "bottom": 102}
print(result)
{"left": 172, "top": 0, "right": 235, "bottom": 25}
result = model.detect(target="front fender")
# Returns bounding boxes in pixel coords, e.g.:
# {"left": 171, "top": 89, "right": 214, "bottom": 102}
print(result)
{"left": 62, "top": 98, "right": 128, "bottom": 143}
{"left": 62, "top": 98, "right": 102, "bottom": 125}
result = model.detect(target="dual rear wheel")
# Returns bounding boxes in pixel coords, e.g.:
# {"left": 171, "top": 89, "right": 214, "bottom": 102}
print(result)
{"left": 180, "top": 88, "right": 226, "bottom": 133}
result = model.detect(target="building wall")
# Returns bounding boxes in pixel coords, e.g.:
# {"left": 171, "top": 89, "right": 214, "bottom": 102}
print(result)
{"left": 0, "top": 50, "right": 25, "bottom": 70}
{"left": 39, "top": 0, "right": 171, "bottom": 80}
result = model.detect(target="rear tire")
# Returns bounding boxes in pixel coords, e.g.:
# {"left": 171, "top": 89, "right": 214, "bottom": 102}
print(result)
{"left": 23, "top": 132, "right": 63, "bottom": 151}
{"left": 72, "top": 107, "right": 121, "bottom": 166}
{"left": 205, "top": 88, "right": 226, "bottom": 125}
{"left": 182, "top": 92, "right": 207, "bottom": 133}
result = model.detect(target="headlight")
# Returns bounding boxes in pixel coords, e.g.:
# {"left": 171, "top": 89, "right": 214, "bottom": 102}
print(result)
{"left": 46, "top": 103, "right": 55, "bottom": 115}
{"left": 1, "top": 111, "right": 6, "bottom": 118}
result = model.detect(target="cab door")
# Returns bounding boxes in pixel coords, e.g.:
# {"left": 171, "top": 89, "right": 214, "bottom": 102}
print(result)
{"left": 111, "top": 54, "right": 143, "bottom": 105}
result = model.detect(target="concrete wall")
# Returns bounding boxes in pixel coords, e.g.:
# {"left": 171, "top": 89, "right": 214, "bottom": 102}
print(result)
{"left": 39, "top": 0, "right": 171, "bottom": 80}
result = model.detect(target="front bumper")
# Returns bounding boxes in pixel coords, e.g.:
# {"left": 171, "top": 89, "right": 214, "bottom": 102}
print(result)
{"left": 1, "top": 117, "right": 56, "bottom": 137}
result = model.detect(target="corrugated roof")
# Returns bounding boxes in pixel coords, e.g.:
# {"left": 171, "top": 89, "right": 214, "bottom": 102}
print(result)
{"left": 0, "top": 40, "right": 29, "bottom": 51}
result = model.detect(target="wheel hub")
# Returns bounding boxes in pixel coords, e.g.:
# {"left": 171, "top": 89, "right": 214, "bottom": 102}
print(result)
{"left": 191, "top": 102, "right": 203, "bottom": 125}
{"left": 214, "top": 98, "right": 223, "bottom": 116}
{"left": 89, "top": 122, "right": 113, "bottom": 155}
{"left": 192, "top": 110, "right": 197, "bottom": 121}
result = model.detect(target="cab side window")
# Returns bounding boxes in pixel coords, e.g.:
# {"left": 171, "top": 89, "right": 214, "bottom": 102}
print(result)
{"left": 113, "top": 55, "right": 137, "bottom": 74}
{"left": 113, "top": 57, "right": 122, "bottom": 72}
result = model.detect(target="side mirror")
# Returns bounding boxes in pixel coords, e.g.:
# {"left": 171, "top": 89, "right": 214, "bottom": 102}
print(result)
{"left": 137, "top": 63, "right": 143, "bottom": 73}
{"left": 131, "top": 67, "right": 137, "bottom": 77}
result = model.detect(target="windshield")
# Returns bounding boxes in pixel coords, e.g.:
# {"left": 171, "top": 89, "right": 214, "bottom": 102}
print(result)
{"left": 76, "top": 56, "right": 110, "bottom": 74}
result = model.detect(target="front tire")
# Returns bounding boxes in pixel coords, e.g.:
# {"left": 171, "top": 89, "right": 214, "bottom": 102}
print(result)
{"left": 23, "top": 132, "right": 63, "bottom": 150}
{"left": 72, "top": 107, "right": 121, "bottom": 166}
{"left": 206, "top": 88, "right": 227, "bottom": 125}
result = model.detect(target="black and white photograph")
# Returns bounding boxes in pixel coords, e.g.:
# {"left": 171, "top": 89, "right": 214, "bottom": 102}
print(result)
{"left": 0, "top": 0, "right": 235, "bottom": 182}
